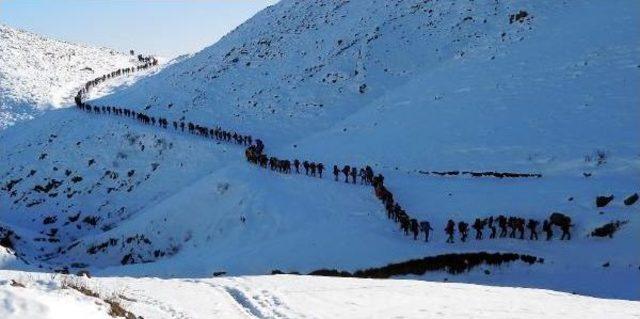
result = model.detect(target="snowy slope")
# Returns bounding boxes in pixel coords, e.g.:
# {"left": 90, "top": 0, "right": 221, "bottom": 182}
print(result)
{"left": 0, "top": 24, "right": 160, "bottom": 129}
{"left": 1, "top": 0, "right": 639, "bottom": 301}
{"left": 1, "top": 270, "right": 639, "bottom": 319}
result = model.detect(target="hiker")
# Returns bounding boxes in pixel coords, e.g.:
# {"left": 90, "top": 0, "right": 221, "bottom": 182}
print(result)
{"left": 498, "top": 215, "right": 508, "bottom": 238}
{"left": 372, "top": 174, "right": 384, "bottom": 188}
{"left": 386, "top": 202, "right": 394, "bottom": 220}
{"left": 488, "top": 216, "right": 497, "bottom": 239}
{"left": 445, "top": 220, "right": 456, "bottom": 243}
{"left": 410, "top": 219, "right": 419, "bottom": 240}
{"left": 472, "top": 218, "right": 485, "bottom": 240}
{"left": 333, "top": 165, "right": 340, "bottom": 181}
{"left": 420, "top": 220, "right": 433, "bottom": 242}
{"left": 560, "top": 223, "right": 571, "bottom": 240}
{"left": 508, "top": 217, "right": 517, "bottom": 238}
{"left": 549, "top": 213, "right": 572, "bottom": 241}
{"left": 393, "top": 203, "right": 402, "bottom": 222}
{"left": 342, "top": 165, "right": 351, "bottom": 183}
{"left": 317, "top": 163, "right": 324, "bottom": 178}
{"left": 517, "top": 218, "right": 525, "bottom": 240}
{"left": 543, "top": 220, "right": 553, "bottom": 240}
{"left": 527, "top": 219, "right": 539, "bottom": 240}
{"left": 365, "top": 166, "right": 374, "bottom": 184}
{"left": 303, "top": 161, "right": 310, "bottom": 175}
{"left": 359, "top": 168, "right": 367, "bottom": 184}
{"left": 255, "top": 139, "right": 264, "bottom": 153}
{"left": 350, "top": 166, "right": 357, "bottom": 184}
{"left": 293, "top": 159, "right": 300, "bottom": 174}
{"left": 400, "top": 214, "right": 410, "bottom": 235}
{"left": 309, "top": 162, "right": 317, "bottom": 177}
{"left": 458, "top": 221, "right": 469, "bottom": 242}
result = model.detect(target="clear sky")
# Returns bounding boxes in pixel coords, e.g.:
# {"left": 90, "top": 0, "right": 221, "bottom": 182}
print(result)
{"left": 0, "top": 0, "right": 279, "bottom": 58}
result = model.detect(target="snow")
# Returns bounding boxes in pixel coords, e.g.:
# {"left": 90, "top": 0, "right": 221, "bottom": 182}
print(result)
{"left": 0, "top": 0, "right": 639, "bottom": 308}
{"left": 1, "top": 270, "right": 639, "bottom": 319}
{"left": 0, "top": 24, "right": 162, "bottom": 129}
{"left": 0, "top": 277, "right": 112, "bottom": 319}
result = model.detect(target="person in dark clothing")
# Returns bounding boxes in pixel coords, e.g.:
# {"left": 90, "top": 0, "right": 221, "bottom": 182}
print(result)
{"left": 445, "top": 219, "right": 455, "bottom": 243}
{"left": 333, "top": 165, "right": 340, "bottom": 181}
{"left": 517, "top": 218, "right": 525, "bottom": 240}
{"left": 410, "top": 219, "right": 419, "bottom": 240}
{"left": 543, "top": 220, "right": 553, "bottom": 240}
{"left": 386, "top": 202, "right": 394, "bottom": 220}
{"left": 420, "top": 221, "right": 433, "bottom": 242}
{"left": 365, "top": 166, "right": 374, "bottom": 184}
{"left": 527, "top": 219, "right": 539, "bottom": 240}
{"left": 458, "top": 221, "right": 469, "bottom": 242}
{"left": 398, "top": 214, "right": 409, "bottom": 235}
{"left": 359, "top": 168, "right": 367, "bottom": 184}
{"left": 293, "top": 159, "right": 300, "bottom": 174}
{"left": 560, "top": 223, "right": 571, "bottom": 240}
{"left": 393, "top": 203, "right": 402, "bottom": 222}
{"left": 309, "top": 162, "right": 317, "bottom": 177}
{"left": 498, "top": 215, "right": 508, "bottom": 238}
{"left": 488, "top": 216, "right": 497, "bottom": 239}
{"left": 342, "top": 165, "right": 351, "bottom": 183}
{"left": 472, "top": 218, "right": 485, "bottom": 240}
{"left": 508, "top": 217, "right": 517, "bottom": 238}
{"left": 255, "top": 139, "right": 264, "bottom": 153}
{"left": 350, "top": 166, "right": 357, "bottom": 184}
{"left": 372, "top": 174, "right": 385, "bottom": 188}
{"left": 303, "top": 161, "right": 310, "bottom": 175}
{"left": 317, "top": 163, "right": 324, "bottom": 178}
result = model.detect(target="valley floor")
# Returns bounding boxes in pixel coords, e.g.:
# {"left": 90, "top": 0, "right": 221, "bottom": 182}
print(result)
{"left": 1, "top": 270, "right": 639, "bottom": 319}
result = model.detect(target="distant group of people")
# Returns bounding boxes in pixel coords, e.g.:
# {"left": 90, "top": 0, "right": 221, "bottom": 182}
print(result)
{"left": 244, "top": 145, "right": 385, "bottom": 192}
{"left": 444, "top": 213, "right": 572, "bottom": 243}
{"left": 74, "top": 55, "right": 158, "bottom": 106}
{"left": 75, "top": 101, "right": 254, "bottom": 147}
{"left": 74, "top": 57, "right": 257, "bottom": 150}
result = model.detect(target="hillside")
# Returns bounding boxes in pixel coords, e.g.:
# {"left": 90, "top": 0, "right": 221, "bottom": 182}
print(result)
{"left": 0, "top": 0, "right": 639, "bottom": 301}
{"left": 0, "top": 24, "right": 160, "bottom": 129}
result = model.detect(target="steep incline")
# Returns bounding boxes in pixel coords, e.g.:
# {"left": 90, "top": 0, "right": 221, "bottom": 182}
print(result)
{"left": 0, "top": 0, "right": 638, "bottom": 299}
{"left": 0, "top": 24, "right": 158, "bottom": 128}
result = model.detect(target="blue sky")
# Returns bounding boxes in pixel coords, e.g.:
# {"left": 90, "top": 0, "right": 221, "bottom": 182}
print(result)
{"left": 0, "top": 0, "right": 279, "bottom": 57}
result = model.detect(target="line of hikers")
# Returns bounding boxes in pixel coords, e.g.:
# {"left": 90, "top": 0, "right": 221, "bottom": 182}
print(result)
{"left": 76, "top": 101, "right": 254, "bottom": 147}
{"left": 74, "top": 54, "right": 424, "bottom": 246}
{"left": 74, "top": 55, "right": 158, "bottom": 107}
{"left": 74, "top": 60, "right": 575, "bottom": 247}
{"left": 74, "top": 61, "right": 258, "bottom": 157}
{"left": 443, "top": 213, "right": 572, "bottom": 243}
{"left": 245, "top": 145, "right": 384, "bottom": 189}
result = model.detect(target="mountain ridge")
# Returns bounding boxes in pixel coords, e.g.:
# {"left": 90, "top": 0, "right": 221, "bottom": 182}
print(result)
{"left": 0, "top": 24, "right": 159, "bottom": 128}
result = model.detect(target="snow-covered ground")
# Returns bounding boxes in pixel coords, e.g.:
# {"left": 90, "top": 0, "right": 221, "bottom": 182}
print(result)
{"left": 1, "top": 269, "right": 638, "bottom": 319}
{"left": 1, "top": 0, "right": 639, "bottom": 310}
{"left": 0, "top": 24, "right": 163, "bottom": 129}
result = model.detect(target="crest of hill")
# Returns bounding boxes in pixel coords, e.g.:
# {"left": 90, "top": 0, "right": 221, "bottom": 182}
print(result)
{"left": 0, "top": 24, "right": 149, "bottom": 128}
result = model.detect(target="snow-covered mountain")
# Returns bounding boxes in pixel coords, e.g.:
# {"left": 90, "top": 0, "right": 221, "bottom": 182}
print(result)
{"left": 0, "top": 24, "right": 159, "bottom": 129}
{"left": 1, "top": 0, "right": 639, "bottom": 302}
